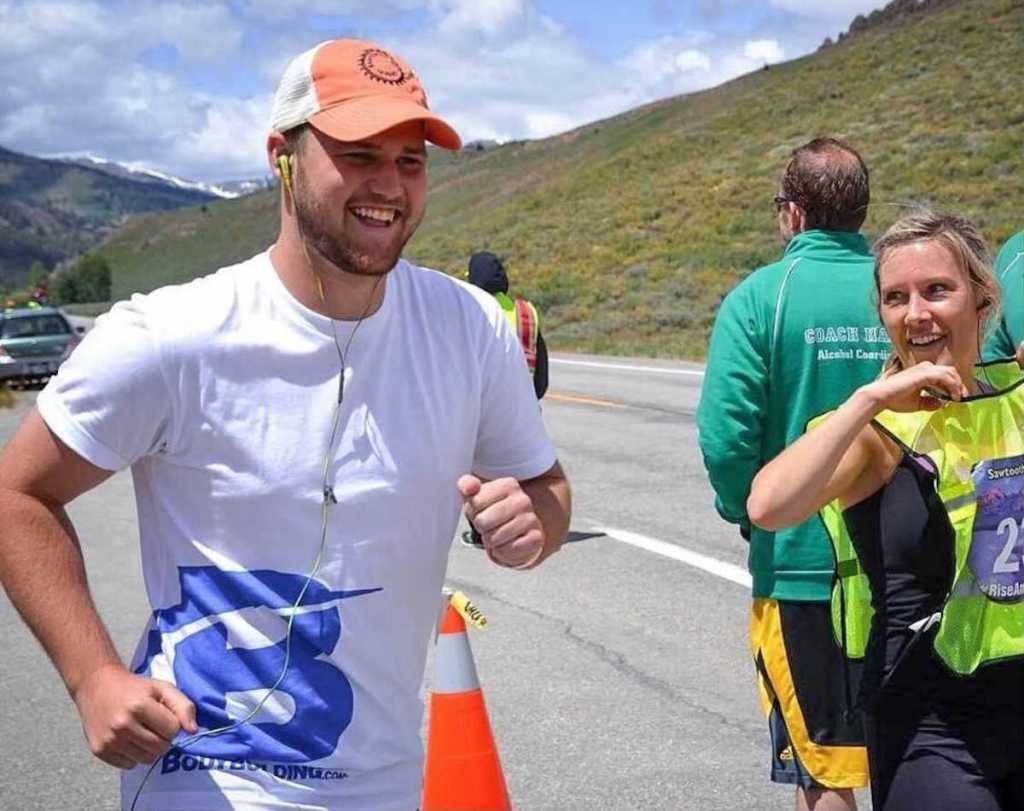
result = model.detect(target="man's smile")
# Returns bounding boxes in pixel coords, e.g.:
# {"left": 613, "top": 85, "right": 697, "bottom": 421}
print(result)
{"left": 350, "top": 205, "right": 399, "bottom": 227}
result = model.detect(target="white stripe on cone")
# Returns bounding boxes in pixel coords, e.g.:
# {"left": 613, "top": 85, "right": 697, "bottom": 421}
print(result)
{"left": 434, "top": 630, "right": 481, "bottom": 694}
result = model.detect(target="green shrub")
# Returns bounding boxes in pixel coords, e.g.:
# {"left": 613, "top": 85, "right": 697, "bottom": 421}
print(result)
{"left": 52, "top": 252, "right": 112, "bottom": 304}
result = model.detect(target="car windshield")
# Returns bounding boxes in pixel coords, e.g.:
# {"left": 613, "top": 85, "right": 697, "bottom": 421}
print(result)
{"left": 0, "top": 315, "right": 70, "bottom": 339}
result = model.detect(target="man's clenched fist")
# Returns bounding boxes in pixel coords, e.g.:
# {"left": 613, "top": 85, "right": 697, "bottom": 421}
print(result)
{"left": 457, "top": 475, "right": 547, "bottom": 569}
{"left": 74, "top": 663, "right": 198, "bottom": 769}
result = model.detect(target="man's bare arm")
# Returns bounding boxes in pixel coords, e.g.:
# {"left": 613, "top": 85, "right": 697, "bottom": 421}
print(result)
{"left": 0, "top": 408, "right": 195, "bottom": 767}
{"left": 0, "top": 408, "right": 119, "bottom": 691}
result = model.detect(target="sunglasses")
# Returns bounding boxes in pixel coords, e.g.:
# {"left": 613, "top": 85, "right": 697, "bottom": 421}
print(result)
{"left": 773, "top": 194, "right": 795, "bottom": 212}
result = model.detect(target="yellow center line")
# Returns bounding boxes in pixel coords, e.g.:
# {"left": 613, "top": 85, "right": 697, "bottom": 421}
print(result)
{"left": 546, "top": 391, "right": 626, "bottom": 409}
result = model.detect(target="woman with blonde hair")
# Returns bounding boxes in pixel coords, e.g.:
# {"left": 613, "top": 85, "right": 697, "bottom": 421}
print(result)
{"left": 748, "top": 211, "right": 1024, "bottom": 809}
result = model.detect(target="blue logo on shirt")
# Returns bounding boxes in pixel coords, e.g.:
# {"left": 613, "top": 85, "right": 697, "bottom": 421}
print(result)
{"left": 135, "top": 567, "right": 380, "bottom": 762}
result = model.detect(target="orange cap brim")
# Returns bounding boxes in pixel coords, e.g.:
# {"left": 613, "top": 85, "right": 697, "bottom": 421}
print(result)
{"left": 308, "top": 96, "right": 462, "bottom": 151}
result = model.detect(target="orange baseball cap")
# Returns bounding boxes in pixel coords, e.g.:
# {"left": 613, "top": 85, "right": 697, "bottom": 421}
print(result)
{"left": 270, "top": 38, "right": 462, "bottom": 150}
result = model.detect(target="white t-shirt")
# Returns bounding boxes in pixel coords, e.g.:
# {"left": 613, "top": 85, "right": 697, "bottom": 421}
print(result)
{"left": 37, "top": 252, "right": 556, "bottom": 811}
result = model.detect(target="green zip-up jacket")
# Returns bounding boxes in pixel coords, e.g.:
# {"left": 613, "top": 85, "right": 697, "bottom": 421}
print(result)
{"left": 983, "top": 230, "right": 1024, "bottom": 361}
{"left": 697, "top": 230, "right": 886, "bottom": 601}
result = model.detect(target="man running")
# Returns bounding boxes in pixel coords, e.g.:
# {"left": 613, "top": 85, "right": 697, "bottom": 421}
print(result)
{"left": 0, "top": 37, "right": 570, "bottom": 811}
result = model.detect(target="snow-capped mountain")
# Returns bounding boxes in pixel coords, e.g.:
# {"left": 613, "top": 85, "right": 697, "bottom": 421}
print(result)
{"left": 57, "top": 155, "right": 269, "bottom": 199}
{"left": 210, "top": 178, "right": 272, "bottom": 197}
{"left": 0, "top": 143, "right": 226, "bottom": 288}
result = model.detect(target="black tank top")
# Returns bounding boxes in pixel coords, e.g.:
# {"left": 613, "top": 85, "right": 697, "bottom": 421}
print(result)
{"left": 843, "top": 454, "right": 1024, "bottom": 720}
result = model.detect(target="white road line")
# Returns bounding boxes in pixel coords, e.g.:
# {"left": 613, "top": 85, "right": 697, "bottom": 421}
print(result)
{"left": 592, "top": 525, "right": 751, "bottom": 588}
{"left": 551, "top": 358, "right": 704, "bottom": 377}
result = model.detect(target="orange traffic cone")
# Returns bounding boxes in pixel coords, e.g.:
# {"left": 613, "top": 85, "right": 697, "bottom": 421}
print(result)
{"left": 422, "top": 597, "right": 511, "bottom": 811}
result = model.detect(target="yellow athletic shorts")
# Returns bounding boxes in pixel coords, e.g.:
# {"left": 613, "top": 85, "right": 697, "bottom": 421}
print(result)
{"left": 750, "top": 598, "right": 868, "bottom": 789}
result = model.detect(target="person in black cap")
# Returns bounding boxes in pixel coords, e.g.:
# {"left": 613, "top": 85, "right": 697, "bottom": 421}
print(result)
{"left": 467, "top": 251, "right": 548, "bottom": 399}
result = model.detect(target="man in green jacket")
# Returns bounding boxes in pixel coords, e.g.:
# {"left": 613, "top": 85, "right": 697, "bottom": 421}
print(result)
{"left": 698, "top": 138, "right": 882, "bottom": 810}
{"left": 983, "top": 230, "right": 1023, "bottom": 360}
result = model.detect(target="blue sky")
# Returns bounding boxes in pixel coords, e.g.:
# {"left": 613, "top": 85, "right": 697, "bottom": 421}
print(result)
{"left": 0, "top": 0, "right": 888, "bottom": 183}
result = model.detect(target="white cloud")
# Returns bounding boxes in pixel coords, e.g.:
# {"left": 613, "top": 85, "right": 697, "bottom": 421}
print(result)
{"left": 523, "top": 110, "right": 578, "bottom": 140}
{"left": 0, "top": 1, "right": 240, "bottom": 62}
{"left": 434, "top": 0, "right": 528, "bottom": 37}
{"left": 614, "top": 33, "right": 784, "bottom": 109}
{"left": 744, "top": 39, "right": 784, "bottom": 64}
{"left": 0, "top": 0, "right": 106, "bottom": 54}
{"left": 0, "top": 0, "right": 254, "bottom": 179}
{"left": 137, "top": 3, "right": 242, "bottom": 62}
{"left": 238, "top": 0, "right": 425, "bottom": 20}
{"left": 617, "top": 36, "right": 719, "bottom": 101}
{"left": 675, "top": 49, "right": 712, "bottom": 73}
{"left": 169, "top": 96, "right": 273, "bottom": 179}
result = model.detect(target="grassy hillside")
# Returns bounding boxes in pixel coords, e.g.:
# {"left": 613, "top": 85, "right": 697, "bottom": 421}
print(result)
{"left": 99, "top": 0, "right": 1024, "bottom": 358}
{"left": 0, "top": 146, "right": 215, "bottom": 289}
{"left": 102, "top": 190, "right": 278, "bottom": 299}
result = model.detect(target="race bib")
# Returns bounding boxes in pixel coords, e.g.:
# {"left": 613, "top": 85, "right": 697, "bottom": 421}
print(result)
{"left": 970, "top": 455, "right": 1024, "bottom": 603}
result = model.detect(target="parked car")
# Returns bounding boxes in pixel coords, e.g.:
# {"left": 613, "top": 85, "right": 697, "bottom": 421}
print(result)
{"left": 0, "top": 305, "right": 85, "bottom": 385}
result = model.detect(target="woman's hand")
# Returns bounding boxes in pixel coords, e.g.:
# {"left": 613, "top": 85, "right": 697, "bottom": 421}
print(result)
{"left": 862, "top": 361, "right": 968, "bottom": 413}
{"left": 749, "top": 360, "right": 960, "bottom": 531}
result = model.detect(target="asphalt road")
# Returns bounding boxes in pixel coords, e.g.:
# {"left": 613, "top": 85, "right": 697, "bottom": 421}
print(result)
{"left": 64, "top": 313, "right": 95, "bottom": 335}
{"left": 0, "top": 354, "right": 871, "bottom": 810}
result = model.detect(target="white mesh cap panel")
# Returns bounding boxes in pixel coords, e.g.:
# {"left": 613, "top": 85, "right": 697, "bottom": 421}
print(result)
{"left": 269, "top": 42, "right": 326, "bottom": 132}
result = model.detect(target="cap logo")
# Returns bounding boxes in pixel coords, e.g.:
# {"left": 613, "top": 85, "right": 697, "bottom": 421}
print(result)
{"left": 359, "top": 48, "right": 407, "bottom": 85}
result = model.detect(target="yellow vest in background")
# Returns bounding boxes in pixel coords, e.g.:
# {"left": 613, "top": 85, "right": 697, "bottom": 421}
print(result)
{"left": 495, "top": 292, "right": 540, "bottom": 375}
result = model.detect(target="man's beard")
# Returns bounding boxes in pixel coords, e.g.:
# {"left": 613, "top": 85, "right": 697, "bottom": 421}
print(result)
{"left": 293, "top": 185, "right": 420, "bottom": 277}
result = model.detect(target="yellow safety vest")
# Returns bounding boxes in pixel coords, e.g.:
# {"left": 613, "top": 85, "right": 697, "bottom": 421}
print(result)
{"left": 816, "top": 359, "right": 1024, "bottom": 675}
{"left": 495, "top": 292, "right": 540, "bottom": 374}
